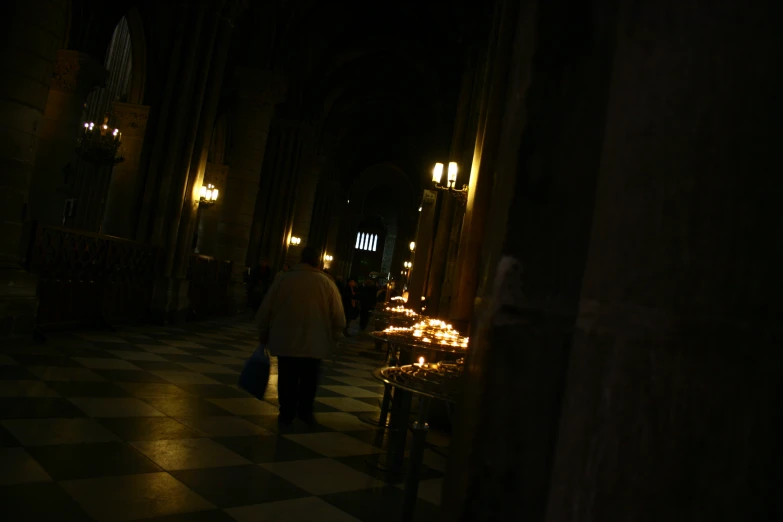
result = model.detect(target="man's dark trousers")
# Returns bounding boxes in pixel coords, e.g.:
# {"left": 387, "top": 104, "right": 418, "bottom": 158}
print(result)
{"left": 277, "top": 356, "right": 321, "bottom": 420}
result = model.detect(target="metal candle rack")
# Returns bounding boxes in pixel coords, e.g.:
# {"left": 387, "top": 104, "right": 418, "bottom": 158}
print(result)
{"left": 365, "top": 321, "right": 469, "bottom": 522}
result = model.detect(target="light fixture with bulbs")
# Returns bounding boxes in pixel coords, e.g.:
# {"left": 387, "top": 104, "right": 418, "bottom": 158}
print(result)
{"left": 77, "top": 115, "right": 124, "bottom": 166}
{"left": 199, "top": 183, "right": 219, "bottom": 207}
{"left": 409, "top": 242, "right": 416, "bottom": 252}
{"left": 432, "top": 161, "right": 468, "bottom": 205}
{"left": 324, "top": 254, "right": 333, "bottom": 262}
{"left": 289, "top": 236, "right": 301, "bottom": 246}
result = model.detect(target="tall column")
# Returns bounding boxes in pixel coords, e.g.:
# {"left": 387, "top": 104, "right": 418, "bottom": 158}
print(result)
{"left": 285, "top": 157, "right": 323, "bottom": 264}
{"left": 546, "top": 1, "right": 783, "bottom": 520}
{"left": 139, "top": 1, "right": 242, "bottom": 323}
{"left": 425, "top": 196, "right": 455, "bottom": 315}
{"left": 437, "top": 205, "right": 465, "bottom": 314}
{"left": 448, "top": 0, "right": 518, "bottom": 331}
{"left": 195, "top": 162, "right": 230, "bottom": 255}
{"left": 171, "top": 8, "right": 238, "bottom": 281}
{"left": 216, "top": 69, "right": 284, "bottom": 294}
{"left": 306, "top": 178, "right": 333, "bottom": 257}
{"left": 0, "top": 1, "right": 68, "bottom": 335}
{"left": 427, "top": 58, "right": 478, "bottom": 317}
{"left": 407, "top": 190, "right": 437, "bottom": 312}
{"left": 324, "top": 211, "right": 342, "bottom": 272}
{"left": 101, "top": 102, "right": 150, "bottom": 238}
{"left": 442, "top": 0, "right": 614, "bottom": 516}
{"left": 28, "top": 50, "right": 106, "bottom": 227}
{"left": 248, "top": 121, "right": 305, "bottom": 271}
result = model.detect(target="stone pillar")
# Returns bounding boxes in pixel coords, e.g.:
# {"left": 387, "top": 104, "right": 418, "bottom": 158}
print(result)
{"left": 139, "top": 1, "right": 242, "bottom": 323}
{"left": 285, "top": 158, "right": 323, "bottom": 264}
{"left": 442, "top": 0, "right": 612, "bottom": 515}
{"left": 407, "top": 190, "right": 437, "bottom": 312}
{"left": 447, "top": 0, "right": 517, "bottom": 331}
{"left": 427, "top": 60, "right": 478, "bottom": 316}
{"left": 101, "top": 102, "right": 150, "bottom": 238}
{"left": 249, "top": 121, "right": 305, "bottom": 271}
{"left": 306, "top": 178, "right": 332, "bottom": 257}
{"left": 437, "top": 205, "right": 465, "bottom": 314}
{"left": 324, "top": 212, "right": 342, "bottom": 272}
{"left": 426, "top": 195, "right": 456, "bottom": 315}
{"left": 195, "top": 162, "right": 230, "bottom": 255}
{"left": 28, "top": 50, "right": 106, "bottom": 227}
{"left": 0, "top": 1, "right": 68, "bottom": 335}
{"left": 545, "top": 2, "right": 783, "bottom": 520}
{"left": 216, "top": 69, "right": 284, "bottom": 301}
{"left": 171, "top": 9, "right": 238, "bottom": 282}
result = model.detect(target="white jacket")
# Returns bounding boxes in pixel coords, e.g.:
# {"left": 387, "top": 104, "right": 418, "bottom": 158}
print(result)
{"left": 255, "top": 263, "right": 346, "bottom": 359}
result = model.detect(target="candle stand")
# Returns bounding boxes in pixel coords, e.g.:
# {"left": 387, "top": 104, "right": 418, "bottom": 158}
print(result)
{"left": 358, "top": 311, "right": 418, "bottom": 429}
{"left": 372, "top": 362, "right": 461, "bottom": 521}
{"left": 362, "top": 318, "right": 468, "bottom": 519}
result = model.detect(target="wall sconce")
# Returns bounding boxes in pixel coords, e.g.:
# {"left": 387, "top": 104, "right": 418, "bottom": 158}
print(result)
{"left": 409, "top": 242, "right": 416, "bottom": 252}
{"left": 324, "top": 254, "right": 333, "bottom": 262}
{"left": 289, "top": 236, "right": 301, "bottom": 246}
{"left": 432, "top": 162, "right": 468, "bottom": 205}
{"left": 404, "top": 261, "right": 412, "bottom": 269}
{"left": 199, "top": 183, "right": 219, "bottom": 207}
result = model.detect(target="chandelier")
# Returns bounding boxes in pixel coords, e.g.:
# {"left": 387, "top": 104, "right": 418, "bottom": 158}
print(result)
{"left": 76, "top": 116, "right": 123, "bottom": 166}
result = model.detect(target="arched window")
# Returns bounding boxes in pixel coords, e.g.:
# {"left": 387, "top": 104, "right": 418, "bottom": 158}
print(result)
{"left": 355, "top": 231, "right": 378, "bottom": 252}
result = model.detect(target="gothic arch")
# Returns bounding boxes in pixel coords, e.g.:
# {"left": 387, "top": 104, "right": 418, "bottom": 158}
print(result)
{"left": 124, "top": 6, "right": 146, "bottom": 104}
{"left": 350, "top": 163, "right": 418, "bottom": 210}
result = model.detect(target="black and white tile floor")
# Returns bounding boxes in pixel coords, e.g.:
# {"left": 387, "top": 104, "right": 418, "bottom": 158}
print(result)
{"left": 0, "top": 316, "right": 446, "bottom": 521}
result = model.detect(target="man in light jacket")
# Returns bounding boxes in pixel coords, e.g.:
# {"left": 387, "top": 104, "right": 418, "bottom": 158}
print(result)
{"left": 255, "top": 246, "right": 345, "bottom": 425}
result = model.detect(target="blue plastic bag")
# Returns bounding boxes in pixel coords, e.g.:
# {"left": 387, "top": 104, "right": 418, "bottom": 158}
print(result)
{"left": 238, "top": 345, "right": 271, "bottom": 400}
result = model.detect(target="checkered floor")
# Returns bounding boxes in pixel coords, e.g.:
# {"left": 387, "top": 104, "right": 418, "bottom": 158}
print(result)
{"left": 0, "top": 316, "right": 446, "bottom": 521}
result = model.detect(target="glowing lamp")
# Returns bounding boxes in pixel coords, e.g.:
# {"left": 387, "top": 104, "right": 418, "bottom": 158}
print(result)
{"left": 432, "top": 163, "right": 444, "bottom": 184}
{"left": 290, "top": 236, "right": 301, "bottom": 246}
{"left": 447, "top": 162, "right": 458, "bottom": 188}
{"left": 199, "top": 183, "right": 218, "bottom": 206}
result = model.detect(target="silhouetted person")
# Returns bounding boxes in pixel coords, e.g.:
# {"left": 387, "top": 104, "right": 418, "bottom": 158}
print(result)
{"left": 274, "top": 262, "right": 290, "bottom": 281}
{"left": 255, "top": 246, "right": 345, "bottom": 425}
{"left": 341, "top": 277, "right": 359, "bottom": 335}
{"left": 247, "top": 258, "right": 272, "bottom": 310}
{"left": 358, "top": 278, "right": 377, "bottom": 330}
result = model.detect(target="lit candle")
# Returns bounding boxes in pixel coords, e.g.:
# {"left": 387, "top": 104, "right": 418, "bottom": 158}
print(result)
{"left": 416, "top": 356, "right": 425, "bottom": 367}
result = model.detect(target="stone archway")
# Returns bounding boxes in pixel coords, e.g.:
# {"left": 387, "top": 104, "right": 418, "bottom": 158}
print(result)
{"left": 338, "top": 162, "right": 419, "bottom": 281}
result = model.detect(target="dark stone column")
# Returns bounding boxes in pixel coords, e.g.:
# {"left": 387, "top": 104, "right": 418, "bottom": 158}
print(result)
{"left": 171, "top": 9, "right": 237, "bottom": 280}
{"left": 285, "top": 156, "right": 324, "bottom": 265}
{"left": 306, "top": 178, "right": 336, "bottom": 257}
{"left": 0, "top": 1, "right": 68, "bottom": 335}
{"left": 216, "top": 69, "right": 284, "bottom": 281}
{"left": 28, "top": 50, "right": 106, "bottom": 227}
{"left": 426, "top": 57, "right": 478, "bottom": 316}
{"left": 426, "top": 196, "right": 455, "bottom": 314}
{"left": 101, "top": 102, "right": 150, "bottom": 238}
{"left": 546, "top": 2, "right": 783, "bottom": 520}
{"left": 195, "top": 162, "right": 230, "bottom": 255}
{"left": 407, "top": 190, "right": 437, "bottom": 312}
{"left": 442, "top": 0, "right": 613, "bottom": 518}
{"left": 248, "top": 120, "right": 306, "bottom": 271}
{"left": 436, "top": 205, "right": 465, "bottom": 314}
{"left": 139, "top": 1, "right": 242, "bottom": 322}
{"left": 448, "top": 0, "right": 518, "bottom": 331}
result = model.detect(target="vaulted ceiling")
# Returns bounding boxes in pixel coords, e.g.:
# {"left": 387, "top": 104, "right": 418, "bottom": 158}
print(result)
{"left": 232, "top": 0, "right": 489, "bottom": 208}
